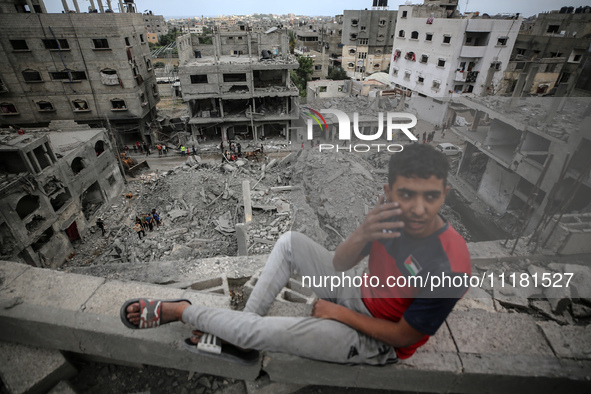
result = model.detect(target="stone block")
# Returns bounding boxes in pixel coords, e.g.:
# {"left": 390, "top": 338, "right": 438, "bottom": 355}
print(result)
{"left": 189, "top": 275, "right": 230, "bottom": 296}
{"left": 0, "top": 342, "right": 76, "bottom": 394}
{"left": 537, "top": 321, "right": 591, "bottom": 360}
{"left": 446, "top": 310, "right": 554, "bottom": 356}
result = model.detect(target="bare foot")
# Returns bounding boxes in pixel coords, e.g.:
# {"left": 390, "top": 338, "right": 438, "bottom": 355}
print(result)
{"left": 126, "top": 300, "right": 190, "bottom": 327}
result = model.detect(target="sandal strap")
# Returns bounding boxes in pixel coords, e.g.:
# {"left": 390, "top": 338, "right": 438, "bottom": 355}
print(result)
{"left": 139, "top": 298, "right": 162, "bottom": 328}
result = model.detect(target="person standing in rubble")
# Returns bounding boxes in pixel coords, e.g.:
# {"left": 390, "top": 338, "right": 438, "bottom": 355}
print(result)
{"left": 192, "top": 146, "right": 197, "bottom": 156}
{"left": 180, "top": 146, "right": 186, "bottom": 156}
{"left": 220, "top": 141, "right": 224, "bottom": 154}
{"left": 133, "top": 221, "right": 145, "bottom": 240}
{"left": 236, "top": 143, "right": 242, "bottom": 156}
{"left": 152, "top": 209, "right": 161, "bottom": 227}
{"left": 146, "top": 214, "right": 154, "bottom": 232}
{"left": 96, "top": 218, "right": 106, "bottom": 236}
{"left": 162, "top": 144, "right": 167, "bottom": 155}
{"left": 157, "top": 143, "right": 162, "bottom": 156}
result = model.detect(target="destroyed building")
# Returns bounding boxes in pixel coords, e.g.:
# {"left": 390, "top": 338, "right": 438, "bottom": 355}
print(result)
{"left": 388, "top": 0, "right": 521, "bottom": 124}
{"left": 0, "top": 0, "right": 160, "bottom": 146}
{"left": 293, "top": 21, "right": 344, "bottom": 78}
{"left": 502, "top": 6, "right": 591, "bottom": 96}
{"left": 449, "top": 95, "right": 591, "bottom": 242}
{"left": 176, "top": 29, "right": 300, "bottom": 141}
{"left": 341, "top": 1, "right": 398, "bottom": 78}
{"left": 0, "top": 123, "right": 124, "bottom": 268}
{"left": 143, "top": 10, "right": 168, "bottom": 43}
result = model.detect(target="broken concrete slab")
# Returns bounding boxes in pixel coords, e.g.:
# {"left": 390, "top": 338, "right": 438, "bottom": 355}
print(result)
{"left": 538, "top": 321, "right": 591, "bottom": 360}
{"left": 236, "top": 223, "right": 249, "bottom": 256}
{"left": 455, "top": 286, "right": 495, "bottom": 312}
{"left": 446, "top": 310, "right": 554, "bottom": 356}
{"left": 563, "top": 263, "right": 591, "bottom": 300}
{"left": 0, "top": 260, "right": 30, "bottom": 288}
{"left": 544, "top": 285, "right": 571, "bottom": 314}
{"left": 245, "top": 373, "right": 304, "bottom": 394}
{"left": 0, "top": 342, "right": 77, "bottom": 394}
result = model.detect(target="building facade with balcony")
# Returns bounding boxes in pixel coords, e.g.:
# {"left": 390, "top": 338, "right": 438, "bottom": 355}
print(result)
{"left": 387, "top": 0, "right": 521, "bottom": 123}
{"left": 0, "top": 0, "right": 160, "bottom": 146}
{"left": 176, "top": 30, "right": 299, "bottom": 141}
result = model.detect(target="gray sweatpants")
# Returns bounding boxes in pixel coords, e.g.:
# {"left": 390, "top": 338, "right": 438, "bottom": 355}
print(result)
{"left": 182, "top": 231, "right": 398, "bottom": 364}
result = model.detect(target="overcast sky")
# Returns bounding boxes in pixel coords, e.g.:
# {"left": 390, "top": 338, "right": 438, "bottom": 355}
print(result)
{"left": 49, "top": 0, "right": 591, "bottom": 19}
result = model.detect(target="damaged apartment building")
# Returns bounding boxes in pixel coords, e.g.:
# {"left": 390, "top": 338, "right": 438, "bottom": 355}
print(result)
{"left": 502, "top": 6, "right": 591, "bottom": 96}
{"left": 0, "top": 122, "right": 124, "bottom": 268}
{"left": 176, "top": 27, "right": 300, "bottom": 141}
{"left": 0, "top": 0, "right": 160, "bottom": 146}
{"left": 388, "top": 0, "right": 521, "bottom": 124}
{"left": 448, "top": 95, "right": 591, "bottom": 245}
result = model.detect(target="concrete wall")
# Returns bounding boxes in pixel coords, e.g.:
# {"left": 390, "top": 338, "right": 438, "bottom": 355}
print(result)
{"left": 306, "top": 80, "right": 348, "bottom": 103}
{"left": 477, "top": 159, "right": 520, "bottom": 213}
{"left": 542, "top": 214, "right": 591, "bottom": 255}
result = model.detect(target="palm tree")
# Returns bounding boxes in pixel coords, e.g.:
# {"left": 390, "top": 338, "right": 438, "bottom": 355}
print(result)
{"left": 287, "top": 31, "right": 297, "bottom": 55}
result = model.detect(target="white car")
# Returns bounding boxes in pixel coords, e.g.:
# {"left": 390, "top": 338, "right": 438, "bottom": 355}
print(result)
{"left": 436, "top": 143, "right": 462, "bottom": 156}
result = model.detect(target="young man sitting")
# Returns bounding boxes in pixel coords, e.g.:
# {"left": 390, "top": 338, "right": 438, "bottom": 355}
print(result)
{"left": 121, "top": 144, "right": 471, "bottom": 364}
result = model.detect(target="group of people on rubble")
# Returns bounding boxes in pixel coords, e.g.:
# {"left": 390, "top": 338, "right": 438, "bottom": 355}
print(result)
{"left": 180, "top": 145, "right": 198, "bottom": 156}
{"left": 220, "top": 140, "right": 243, "bottom": 162}
{"left": 133, "top": 209, "right": 161, "bottom": 240}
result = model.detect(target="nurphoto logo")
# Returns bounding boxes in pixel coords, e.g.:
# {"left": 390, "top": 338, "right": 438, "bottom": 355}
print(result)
{"left": 303, "top": 108, "right": 418, "bottom": 153}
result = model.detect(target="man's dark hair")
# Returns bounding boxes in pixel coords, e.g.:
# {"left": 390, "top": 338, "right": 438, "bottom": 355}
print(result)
{"left": 388, "top": 144, "right": 449, "bottom": 187}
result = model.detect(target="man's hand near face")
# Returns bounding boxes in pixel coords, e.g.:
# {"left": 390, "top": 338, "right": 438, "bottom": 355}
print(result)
{"left": 333, "top": 195, "right": 404, "bottom": 272}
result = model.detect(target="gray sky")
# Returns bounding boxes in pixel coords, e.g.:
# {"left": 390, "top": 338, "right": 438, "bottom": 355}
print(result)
{"left": 49, "top": 0, "right": 591, "bottom": 19}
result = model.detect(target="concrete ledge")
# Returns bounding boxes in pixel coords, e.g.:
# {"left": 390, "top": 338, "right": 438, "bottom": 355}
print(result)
{"left": 1, "top": 261, "right": 590, "bottom": 392}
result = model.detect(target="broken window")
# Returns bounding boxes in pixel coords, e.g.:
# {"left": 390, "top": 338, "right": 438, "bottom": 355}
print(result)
{"left": 516, "top": 48, "right": 526, "bottom": 56}
{"left": 426, "top": 33, "right": 433, "bottom": 41}
{"left": 33, "top": 144, "right": 53, "bottom": 169}
{"left": 93, "top": 38, "right": 110, "bottom": 49}
{"left": 22, "top": 69, "right": 42, "bottom": 82}
{"left": 546, "top": 25, "right": 560, "bottom": 33}
{"left": 110, "top": 98, "right": 126, "bottom": 110}
{"left": 10, "top": 39, "right": 29, "bottom": 50}
{"left": 81, "top": 182, "right": 104, "bottom": 220}
{"left": 125, "top": 37, "right": 131, "bottom": 46}
{"left": 443, "top": 34, "right": 451, "bottom": 44}
{"left": 139, "top": 34, "right": 145, "bottom": 43}
{"left": 348, "top": 48, "right": 357, "bottom": 55}
{"left": 50, "top": 189, "right": 71, "bottom": 212}
{"left": 16, "top": 195, "right": 39, "bottom": 220}
{"left": 50, "top": 71, "right": 87, "bottom": 81}
{"left": 100, "top": 69, "right": 120, "bottom": 85}
{"left": 36, "top": 101, "right": 54, "bottom": 111}
{"left": 319, "top": 86, "right": 327, "bottom": 92}
{"left": 351, "top": 19, "right": 358, "bottom": 26}
{"left": 375, "top": 49, "right": 382, "bottom": 56}
{"left": 31, "top": 227, "right": 53, "bottom": 250}
{"left": 71, "top": 157, "right": 85, "bottom": 174}
{"left": 438, "top": 58, "right": 446, "bottom": 67}
{"left": 0, "top": 102, "right": 18, "bottom": 114}
{"left": 411, "top": 31, "right": 419, "bottom": 39}
{"left": 398, "top": 30, "right": 405, "bottom": 38}
{"left": 404, "top": 71, "right": 411, "bottom": 80}
{"left": 190, "top": 74, "right": 208, "bottom": 84}
{"left": 223, "top": 73, "right": 247, "bottom": 83}
{"left": 72, "top": 99, "right": 89, "bottom": 112}
{"left": 95, "top": 140, "right": 105, "bottom": 156}
{"left": 350, "top": 33, "right": 357, "bottom": 40}
{"left": 497, "top": 37, "right": 508, "bottom": 46}
{"left": 377, "top": 34, "right": 385, "bottom": 41}
{"left": 432, "top": 80, "right": 441, "bottom": 89}
{"left": 347, "top": 62, "right": 355, "bottom": 68}
{"left": 379, "top": 19, "right": 387, "bottom": 26}
{"left": 417, "top": 76, "right": 424, "bottom": 84}
{"left": 43, "top": 38, "right": 69, "bottom": 50}
{"left": 420, "top": 54, "right": 428, "bottom": 64}
{"left": 1, "top": 151, "right": 28, "bottom": 173}
{"left": 391, "top": 67, "right": 399, "bottom": 77}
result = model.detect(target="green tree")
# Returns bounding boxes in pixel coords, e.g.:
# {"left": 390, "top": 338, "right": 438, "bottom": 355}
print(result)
{"left": 328, "top": 66, "right": 347, "bottom": 80}
{"left": 287, "top": 30, "right": 297, "bottom": 54}
{"left": 291, "top": 56, "right": 314, "bottom": 97}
